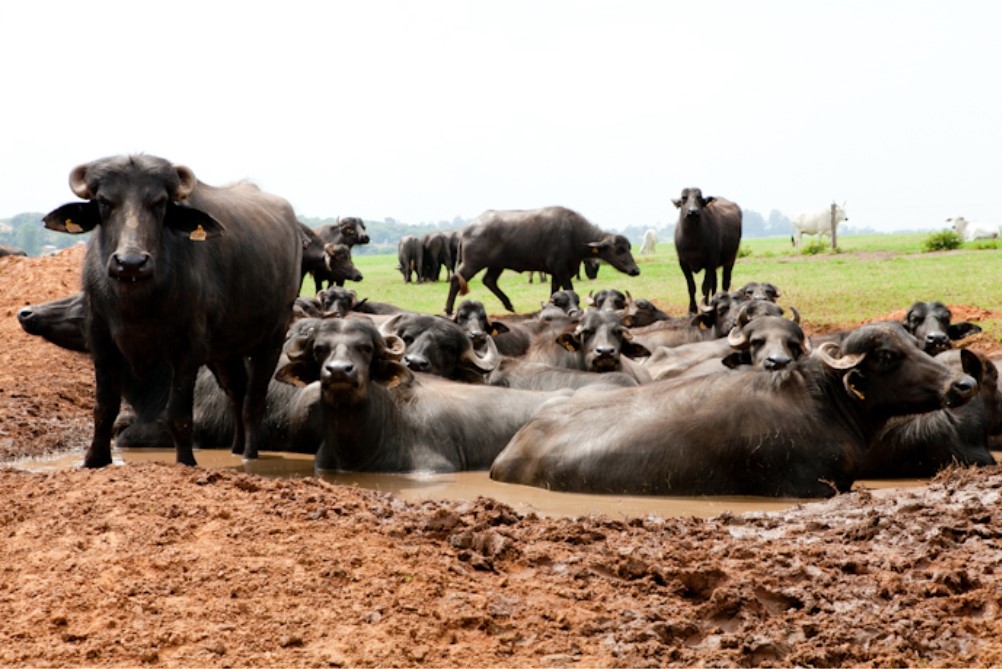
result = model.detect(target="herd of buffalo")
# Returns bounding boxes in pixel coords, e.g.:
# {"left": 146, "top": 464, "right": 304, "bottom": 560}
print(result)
{"left": 14, "top": 154, "right": 1000, "bottom": 499}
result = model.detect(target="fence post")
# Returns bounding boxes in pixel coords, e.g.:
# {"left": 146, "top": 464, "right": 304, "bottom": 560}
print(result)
{"left": 830, "top": 203, "right": 838, "bottom": 250}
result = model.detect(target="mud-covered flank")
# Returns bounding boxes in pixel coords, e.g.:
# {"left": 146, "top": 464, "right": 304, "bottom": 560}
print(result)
{"left": 2, "top": 249, "right": 1002, "bottom": 667}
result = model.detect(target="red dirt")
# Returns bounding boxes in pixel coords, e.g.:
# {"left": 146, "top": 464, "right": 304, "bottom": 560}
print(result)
{"left": 2, "top": 249, "right": 1002, "bottom": 667}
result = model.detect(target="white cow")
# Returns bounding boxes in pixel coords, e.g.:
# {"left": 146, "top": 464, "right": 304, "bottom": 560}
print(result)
{"left": 791, "top": 202, "right": 847, "bottom": 248}
{"left": 946, "top": 216, "right": 1000, "bottom": 242}
{"left": 639, "top": 228, "right": 658, "bottom": 255}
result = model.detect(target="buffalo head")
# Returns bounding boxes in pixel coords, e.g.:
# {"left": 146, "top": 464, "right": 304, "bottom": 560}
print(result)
{"left": 903, "top": 301, "right": 982, "bottom": 356}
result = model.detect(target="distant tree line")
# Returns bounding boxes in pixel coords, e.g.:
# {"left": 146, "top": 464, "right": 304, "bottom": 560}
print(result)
{"left": 0, "top": 208, "right": 884, "bottom": 257}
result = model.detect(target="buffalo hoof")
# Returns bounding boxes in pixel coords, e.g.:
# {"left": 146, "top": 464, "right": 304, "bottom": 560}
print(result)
{"left": 82, "top": 453, "right": 113, "bottom": 469}
{"left": 176, "top": 452, "right": 198, "bottom": 467}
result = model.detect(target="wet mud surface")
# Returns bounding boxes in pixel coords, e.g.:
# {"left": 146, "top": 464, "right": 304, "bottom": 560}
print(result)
{"left": 2, "top": 248, "right": 1002, "bottom": 667}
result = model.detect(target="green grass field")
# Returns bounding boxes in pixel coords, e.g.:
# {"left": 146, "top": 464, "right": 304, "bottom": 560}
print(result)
{"left": 311, "top": 233, "right": 1002, "bottom": 340}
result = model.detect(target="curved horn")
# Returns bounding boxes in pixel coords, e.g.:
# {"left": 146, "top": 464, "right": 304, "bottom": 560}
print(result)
{"left": 586, "top": 290, "right": 596, "bottom": 307}
{"left": 459, "top": 332, "right": 500, "bottom": 372}
{"left": 173, "top": 165, "right": 196, "bottom": 200}
{"left": 699, "top": 297, "right": 714, "bottom": 314}
{"left": 788, "top": 306, "right": 801, "bottom": 324}
{"left": 736, "top": 304, "right": 753, "bottom": 329}
{"left": 69, "top": 164, "right": 91, "bottom": 199}
{"left": 625, "top": 290, "right": 633, "bottom": 304}
{"left": 284, "top": 327, "right": 316, "bottom": 361}
{"left": 726, "top": 325, "right": 749, "bottom": 349}
{"left": 814, "top": 341, "right": 866, "bottom": 370}
{"left": 377, "top": 314, "right": 404, "bottom": 339}
{"left": 380, "top": 333, "right": 406, "bottom": 361}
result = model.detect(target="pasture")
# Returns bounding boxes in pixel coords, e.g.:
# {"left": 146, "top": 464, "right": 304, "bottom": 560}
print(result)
{"left": 323, "top": 233, "right": 1002, "bottom": 337}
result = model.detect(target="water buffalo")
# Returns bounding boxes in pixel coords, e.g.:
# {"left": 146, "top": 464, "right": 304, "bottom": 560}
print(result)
{"left": 420, "top": 232, "right": 453, "bottom": 282}
{"left": 450, "top": 299, "right": 533, "bottom": 358}
{"left": 315, "top": 216, "right": 370, "bottom": 248}
{"left": 859, "top": 349, "right": 1000, "bottom": 478}
{"left": 397, "top": 235, "right": 423, "bottom": 283}
{"left": 17, "top": 292, "right": 90, "bottom": 353}
{"left": 378, "top": 312, "right": 500, "bottom": 383}
{"left": 491, "top": 322, "right": 977, "bottom": 497}
{"left": 586, "top": 288, "right": 627, "bottom": 311}
{"left": 673, "top": 188, "right": 742, "bottom": 313}
{"left": 619, "top": 296, "right": 671, "bottom": 328}
{"left": 445, "top": 206, "right": 640, "bottom": 315}
{"left": 737, "top": 281, "right": 781, "bottom": 302}
{"left": 487, "top": 358, "right": 638, "bottom": 392}
{"left": 526, "top": 308, "right": 652, "bottom": 383}
{"left": 43, "top": 154, "right": 302, "bottom": 466}
{"left": 902, "top": 301, "right": 982, "bottom": 355}
{"left": 274, "top": 317, "right": 570, "bottom": 472}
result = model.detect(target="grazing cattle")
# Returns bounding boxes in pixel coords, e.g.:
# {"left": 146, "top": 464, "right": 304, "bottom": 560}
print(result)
{"left": 947, "top": 216, "right": 1000, "bottom": 242}
{"left": 860, "top": 350, "right": 1000, "bottom": 478}
{"left": 421, "top": 232, "right": 453, "bottom": 282}
{"left": 738, "top": 281, "right": 781, "bottom": 302}
{"left": 0, "top": 244, "right": 27, "bottom": 257}
{"left": 587, "top": 288, "right": 627, "bottom": 311}
{"left": 639, "top": 228, "right": 658, "bottom": 255}
{"left": 791, "top": 202, "right": 847, "bottom": 249}
{"left": 274, "top": 317, "right": 570, "bottom": 472}
{"left": 902, "top": 301, "right": 982, "bottom": 356}
{"left": 378, "top": 312, "right": 500, "bottom": 383}
{"left": 526, "top": 308, "right": 651, "bottom": 382}
{"left": 491, "top": 323, "right": 978, "bottom": 497}
{"left": 43, "top": 154, "right": 302, "bottom": 466}
{"left": 398, "top": 235, "right": 423, "bottom": 283}
{"left": 445, "top": 206, "right": 640, "bottom": 315}
{"left": 673, "top": 188, "right": 743, "bottom": 313}
{"left": 17, "top": 292, "right": 90, "bottom": 353}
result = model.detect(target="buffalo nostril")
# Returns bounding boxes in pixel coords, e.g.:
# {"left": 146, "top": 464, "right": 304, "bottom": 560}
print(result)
{"left": 595, "top": 346, "right": 616, "bottom": 357}
{"left": 765, "top": 355, "right": 792, "bottom": 370}
{"left": 16, "top": 307, "right": 33, "bottom": 323}
{"left": 404, "top": 354, "right": 430, "bottom": 371}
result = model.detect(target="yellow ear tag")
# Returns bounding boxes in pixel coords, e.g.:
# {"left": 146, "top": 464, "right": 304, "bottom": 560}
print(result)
{"left": 189, "top": 225, "right": 207, "bottom": 241}
{"left": 65, "top": 220, "right": 83, "bottom": 233}
{"left": 591, "top": 247, "right": 599, "bottom": 255}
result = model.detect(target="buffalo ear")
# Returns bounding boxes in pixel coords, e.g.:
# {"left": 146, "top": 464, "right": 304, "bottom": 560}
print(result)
{"left": 621, "top": 340, "right": 651, "bottom": 359}
{"left": 556, "top": 333, "right": 582, "bottom": 352}
{"left": 672, "top": 198, "right": 682, "bottom": 209}
{"left": 274, "top": 359, "right": 319, "bottom": 387}
{"left": 43, "top": 202, "right": 100, "bottom": 234}
{"left": 843, "top": 368, "right": 868, "bottom": 401}
{"left": 489, "top": 321, "right": 510, "bottom": 336}
{"left": 704, "top": 196, "right": 717, "bottom": 206}
{"left": 373, "top": 359, "right": 414, "bottom": 389}
{"left": 959, "top": 348, "right": 984, "bottom": 383}
{"left": 165, "top": 202, "right": 225, "bottom": 240}
{"left": 948, "top": 322, "right": 982, "bottom": 341}
{"left": 721, "top": 352, "right": 747, "bottom": 369}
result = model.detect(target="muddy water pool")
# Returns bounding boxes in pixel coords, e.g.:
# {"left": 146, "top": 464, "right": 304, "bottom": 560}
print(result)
{"left": 10, "top": 447, "right": 953, "bottom": 520}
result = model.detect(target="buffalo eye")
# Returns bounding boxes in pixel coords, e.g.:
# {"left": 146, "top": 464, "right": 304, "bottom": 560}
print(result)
{"left": 401, "top": 334, "right": 415, "bottom": 345}
{"left": 97, "top": 196, "right": 115, "bottom": 215}
{"left": 873, "top": 349, "right": 901, "bottom": 367}
{"left": 357, "top": 343, "right": 373, "bottom": 356}
{"left": 149, "top": 196, "right": 167, "bottom": 216}
{"left": 637, "top": 300, "right": 651, "bottom": 309}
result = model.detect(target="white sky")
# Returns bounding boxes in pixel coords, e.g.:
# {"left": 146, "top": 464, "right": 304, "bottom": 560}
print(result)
{"left": 2, "top": 1, "right": 1000, "bottom": 233}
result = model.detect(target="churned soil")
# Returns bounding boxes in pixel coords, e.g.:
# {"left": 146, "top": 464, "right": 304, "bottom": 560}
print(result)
{"left": 2, "top": 248, "right": 1002, "bottom": 667}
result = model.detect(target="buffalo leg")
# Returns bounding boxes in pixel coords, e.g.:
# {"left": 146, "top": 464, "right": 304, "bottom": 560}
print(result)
{"left": 208, "top": 359, "right": 248, "bottom": 454}
{"left": 84, "top": 347, "right": 124, "bottom": 468}
{"left": 482, "top": 266, "right": 514, "bottom": 312}
{"left": 241, "top": 342, "right": 283, "bottom": 460}
{"left": 445, "top": 264, "right": 478, "bottom": 315}
{"left": 701, "top": 270, "right": 717, "bottom": 307}
{"left": 721, "top": 263, "right": 734, "bottom": 292}
{"left": 165, "top": 358, "right": 200, "bottom": 467}
{"left": 680, "top": 263, "right": 698, "bottom": 314}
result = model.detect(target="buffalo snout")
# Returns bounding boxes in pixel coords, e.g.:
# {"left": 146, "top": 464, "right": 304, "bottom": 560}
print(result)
{"left": 764, "top": 354, "right": 793, "bottom": 371}
{"left": 403, "top": 353, "right": 431, "bottom": 372}
{"left": 323, "top": 359, "right": 358, "bottom": 385}
{"left": 925, "top": 332, "right": 950, "bottom": 354}
{"left": 627, "top": 268, "right": 640, "bottom": 277}
{"left": 109, "top": 251, "right": 154, "bottom": 281}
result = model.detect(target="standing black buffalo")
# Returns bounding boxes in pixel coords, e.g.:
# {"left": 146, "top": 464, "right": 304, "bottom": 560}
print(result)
{"left": 420, "top": 232, "right": 453, "bottom": 282}
{"left": 673, "top": 187, "right": 743, "bottom": 313}
{"left": 398, "top": 235, "right": 423, "bottom": 283}
{"left": 444, "top": 206, "right": 640, "bottom": 315}
{"left": 42, "top": 155, "right": 302, "bottom": 467}
{"left": 300, "top": 224, "right": 362, "bottom": 292}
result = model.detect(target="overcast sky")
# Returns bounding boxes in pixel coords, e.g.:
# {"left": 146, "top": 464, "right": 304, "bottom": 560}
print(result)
{"left": 2, "top": 1, "right": 1000, "bottom": 233}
